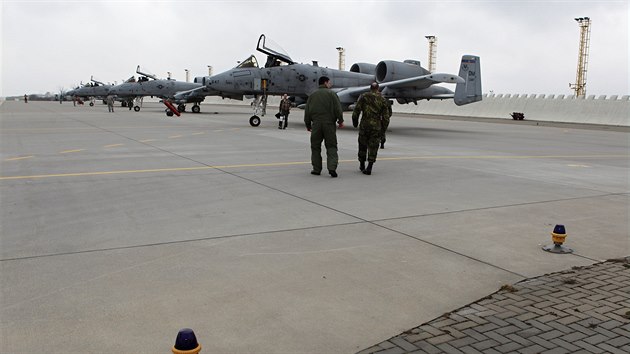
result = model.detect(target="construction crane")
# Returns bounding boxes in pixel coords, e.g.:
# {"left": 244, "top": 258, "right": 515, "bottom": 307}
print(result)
{"left": 569, "top": 17, "right": 591, "bottom": 98}
{"left": 425, "top": 36, "right": 437, "bottom": 73}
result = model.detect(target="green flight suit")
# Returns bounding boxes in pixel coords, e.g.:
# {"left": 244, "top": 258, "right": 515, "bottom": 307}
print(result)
{"left": 352, "top": 91, "right": 390, "bottom": 163}
{"left": 304, "top": 85, "right": 344, "bottom": 172}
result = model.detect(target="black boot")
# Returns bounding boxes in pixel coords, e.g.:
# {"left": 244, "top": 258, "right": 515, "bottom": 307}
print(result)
{"left": 380, "top": 142, "right": 385, "bottom": 149}
{"left": 359, "top": 160, "right": 365, "bottom": 171}
{"left": 363, "top": 162, "right": 373, "bottom": 175}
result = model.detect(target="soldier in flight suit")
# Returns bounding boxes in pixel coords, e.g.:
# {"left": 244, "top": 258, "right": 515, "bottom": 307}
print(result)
{"left": 352, "top": 82, "right": 391, "bottom": 175}
{"left": 304, "top": 76, "right": 344, "bottom": 177}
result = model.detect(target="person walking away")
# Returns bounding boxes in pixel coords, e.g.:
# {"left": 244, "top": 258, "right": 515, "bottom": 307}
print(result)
{"left": 279, "top": 94, "right": 291, "bottom": 129}
{"left": 24, "top": 94, "right": 28, "bottom": 103}
{"left": 352, "top": 82, "right": 390, "bottom": 175}
{"left": 304, "top": 76, "right": 344, "bottom": 177}
{"left": 106, "top": 95, "right": 115, "bottom": 113}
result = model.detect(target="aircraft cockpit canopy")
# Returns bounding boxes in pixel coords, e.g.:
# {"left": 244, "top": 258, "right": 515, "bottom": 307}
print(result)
{"left": 256, "top": 34, "right": 294, "bottom": 67}
{"left": 125, "top": 76, "right": 136, "bottom": 83}
{"left": 136, "top": 65, "right": 158, "bottom": 80}
{"left": 235, "top": 55, "right": 259, "bottom": 69}
{"left": 138, "top": 76, "right": 150, "bottom": 82}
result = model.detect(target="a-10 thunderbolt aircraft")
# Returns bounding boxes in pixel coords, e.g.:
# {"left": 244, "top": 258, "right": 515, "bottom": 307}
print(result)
{"left": 109, "top": 66, "right": 206, "bottom": 113}
{"left": 175, "top": 34, "right": 481, "bottom": 126}
{"left": 65, "top": 76, "right": 113, "bottom": 106}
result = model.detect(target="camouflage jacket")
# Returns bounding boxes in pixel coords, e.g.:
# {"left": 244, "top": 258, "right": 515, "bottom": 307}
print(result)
{"left": 352, "top": 91, "right": 390, "bottom": 131}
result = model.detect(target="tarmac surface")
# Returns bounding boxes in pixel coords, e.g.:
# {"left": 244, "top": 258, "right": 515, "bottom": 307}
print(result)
{"left": 1, "top": 101, "right": 628, "bottom": 353}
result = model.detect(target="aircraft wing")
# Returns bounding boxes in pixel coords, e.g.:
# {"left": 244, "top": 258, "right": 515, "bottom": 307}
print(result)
{"left": 173, "top": 86, "right": 208, "bottom": 101}
{"left": 335, "top": 73, "right": 464, "bottom": 105}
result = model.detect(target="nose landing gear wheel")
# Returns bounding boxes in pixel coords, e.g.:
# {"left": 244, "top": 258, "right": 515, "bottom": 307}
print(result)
{"left": 177, "top": 104, "right": 186, "bottom": 112}
{"left": 166, "top": 110, "right": 174, "bottom": 117}
{"left": 249, "top": 115, "right": 261, "bottom": 127}
{"left": 134, "top": 106, "right": 141, "bottom": 112}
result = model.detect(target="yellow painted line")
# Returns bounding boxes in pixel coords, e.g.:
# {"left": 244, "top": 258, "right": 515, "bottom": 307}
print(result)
{"left": 567, "top": 164, "right": 591, "bottom": 168}
{"left": 0, "top": 154, "right": 627, "bottom": 181}
{"left": 168, "top": 135, "right": 183, "bottom": 139}
{"left": 104, "top": 144, "right": 124, "bottom": 148}
{"left": 139, "top": 139, "right": 157, "bottom": 143}
{"left": 59, "top": 149, "right": 84, "bottom": 154}
{"left": 191, "top": 132, "right": 205, "bottom": 135}
{"left": 5, "top": 155, "right": 34, "bottom": 161}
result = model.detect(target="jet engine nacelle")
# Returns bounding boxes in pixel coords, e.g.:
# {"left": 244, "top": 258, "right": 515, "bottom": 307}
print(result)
{"left": 376, "top": 60, "right": 430, "bottom": 83}
{"left": 349, "top": 63, "right": 377, "bottom": 76}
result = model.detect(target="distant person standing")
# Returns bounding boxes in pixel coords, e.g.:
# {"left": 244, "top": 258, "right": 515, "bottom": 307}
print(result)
{"left": 106, "top": 95, "right": 115, "bottom": 113}
{"left": 24, "top": 94, "right": 28, "bottom": 103}
{"left": 304, "top": 76, "right": 344, "bottom": 177}
{"left": 352, "top": 82, "right": 390, "bottom": 175}
{"left": 278, "top": 94, "right": 291, "bottom": 129}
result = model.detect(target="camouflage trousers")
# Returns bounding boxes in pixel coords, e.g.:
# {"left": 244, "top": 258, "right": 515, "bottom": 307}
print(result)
{"left": 358, "top": 128, "right": 381, "bottom": 163}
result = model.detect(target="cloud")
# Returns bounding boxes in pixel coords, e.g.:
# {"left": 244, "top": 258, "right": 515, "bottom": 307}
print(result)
{"left": 1, "top": 0, "right": 627, "bottom": 97}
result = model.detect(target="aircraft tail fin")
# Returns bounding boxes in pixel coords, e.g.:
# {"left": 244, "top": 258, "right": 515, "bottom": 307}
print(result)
{"left": 454, "top": 55, "right": 482, "bottom": 105}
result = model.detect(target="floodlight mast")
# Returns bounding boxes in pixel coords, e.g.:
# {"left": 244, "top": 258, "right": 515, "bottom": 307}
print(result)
{"left": 336, "top": 47, "right": 345, "bottom": 71}
{"left": 569, "top": 17, "right": 591, "bottom": 98}
{"left": 425, "top": 36, "right": 437, "bottom": 73}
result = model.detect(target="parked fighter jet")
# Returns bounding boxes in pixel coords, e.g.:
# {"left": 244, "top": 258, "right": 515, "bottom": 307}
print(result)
{"left": 109, "top": 66, "right": 205, "bottom": 113}
{"left": 66, "top": 77, "right": 114, "bottom": 106}
{"left": 176, "top": 34, "right": 481, "bottom": 126}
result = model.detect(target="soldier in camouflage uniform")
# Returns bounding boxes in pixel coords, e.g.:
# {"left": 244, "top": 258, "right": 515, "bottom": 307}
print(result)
{"left": 352, "top": 82, "right": 391, "bottom": 175}
{"left": 304, "top": 76, "right": 344, "bottom": 177}
{"left": 381, "top": 99, "right": 393, "bottom": 148}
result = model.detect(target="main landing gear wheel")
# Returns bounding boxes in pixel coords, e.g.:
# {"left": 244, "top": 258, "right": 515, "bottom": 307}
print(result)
{"left": 249, "top": 115, "right": 261, "bottom": 127}
{"left": 166, "top": 110, "right": 174, "bottom": 117}
{"left": 134, "top": 106, "right": 141, "bottom": 112}
{"left": 177, "top": 104, "right": 186, "bottom": 112}
{"left": 89, "top": 102, "right": 94, "bottom": 106}
{"left": 192, "top": 105, "right": 200, "bottom": 113}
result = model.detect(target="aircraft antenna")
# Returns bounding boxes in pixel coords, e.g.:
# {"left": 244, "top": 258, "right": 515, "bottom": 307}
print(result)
{"left": 425, "top": 36, "right": 437, "bottom": 73}
{"left": 336, "top": 47, "right": 345, "bottom": 71}
{"left": 569, "top": 17, "right": 591, "bottom": 98}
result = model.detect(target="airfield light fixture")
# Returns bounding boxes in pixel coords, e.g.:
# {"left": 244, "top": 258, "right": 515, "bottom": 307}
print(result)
{"left": 208, "top": 65, "right": 213, "bottom": 76}
{"left": 569, "top": 17, "right": 591, "bottom": 98}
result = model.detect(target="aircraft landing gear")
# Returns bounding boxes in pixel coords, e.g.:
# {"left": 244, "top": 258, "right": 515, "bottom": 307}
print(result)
{"left": 166, "top": 110, "right": 174, "bottom": 117}
{"left": 177, "top": 104, "right": 186, "bottom": 112}
{"left": 191, "top": 104, "right": 201, "bottom": 113}
{"left": 249, "top": 115, "right": 261, "bottom": 127}
{"left": 133, "top": 97, "right": 143, "bottom": 112}
{"left": 249, "top": 92, "right": 267, "bottom": 127}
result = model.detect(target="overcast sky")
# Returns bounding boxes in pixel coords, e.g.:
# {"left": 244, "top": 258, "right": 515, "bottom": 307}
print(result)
{"left": 1, "top": 0, "right": 628, "bottom": 97}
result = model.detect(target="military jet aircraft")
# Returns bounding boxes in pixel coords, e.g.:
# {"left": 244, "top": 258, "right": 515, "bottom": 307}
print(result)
{"left": 109, "top": 66, "right": 205, "bottom": 113}
{"left": 66, "top": 77, "right": 114, "bottom": 106}
{"left": 176, "top": 34, "right": 481, "bottom": 127}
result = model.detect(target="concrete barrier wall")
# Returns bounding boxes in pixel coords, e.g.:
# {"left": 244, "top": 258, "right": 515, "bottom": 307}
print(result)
{"left": 392, "top": 94, "right": 630, "bottom": 126}
{"left": 202, "top": 94, "right": 629, "bottom": 127}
